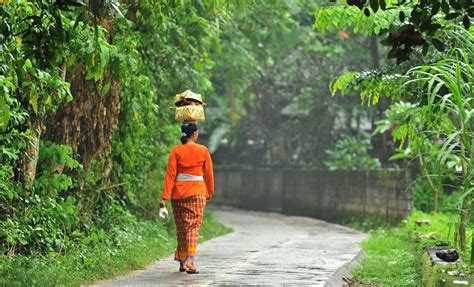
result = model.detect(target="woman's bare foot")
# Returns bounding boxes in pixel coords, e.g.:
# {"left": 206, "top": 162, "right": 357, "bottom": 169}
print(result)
{"left": 179, "top": 263, "right": 186, "bottom": 272}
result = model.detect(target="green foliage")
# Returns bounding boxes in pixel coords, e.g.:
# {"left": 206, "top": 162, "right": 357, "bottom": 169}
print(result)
{"left": 34, "top": 142, "right": 81, "bottom": 193}
{"left": 315, "top": 5, "right": 402, "bottom": 35}
{"left": 0, "top": 0, "right": 104, "bottom": 208}
{"left": 373, "top": 101, "right": 418, "bottom": 146}
{"left": 412, "top": 178, "right": 461, "bottom": 213}
{"left": 324, "top": 136, "right": 381, "bottom": 170}
{"left": 368, "top": 26, "right": 474, "bottom": 257}
{"left": 330, "top": 69, "right": 406, "bottom": 105}
{"left": 0, "top": 141, "right": 82, "bottom": 256}
{"left": 0, "top": 91, "right": 29, "bottom": 200}
{"left": 1, "top": 193, "right": 79, "bottom": 255}
{"left": 318, "top": 0, "right": 473, "bottom": 62}
{"left": 0, "top": 219, "right": 174, "bottom": 286}
{"left": 208, "top": 123, "right": 231, "bottom": 154}
{"left": 404, "top": 39, "right": 473, "bottom": 255}
{"left": 5, "top": 0, "right": 471, "bottom": 283}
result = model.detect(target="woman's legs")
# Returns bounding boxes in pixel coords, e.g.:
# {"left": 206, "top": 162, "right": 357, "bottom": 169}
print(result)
{"left": 172, "top": 196, "right": 206, "bottom": 273}
{"left": 185, "top": 196, "right": 206, "bottom": 259}
{"left": 171, "top": 200, "right": 188, "bottom": 264}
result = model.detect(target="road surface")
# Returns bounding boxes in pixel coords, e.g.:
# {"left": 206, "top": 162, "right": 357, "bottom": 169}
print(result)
{"left": 96, "top": 208, "right": 367, "bottom": 286}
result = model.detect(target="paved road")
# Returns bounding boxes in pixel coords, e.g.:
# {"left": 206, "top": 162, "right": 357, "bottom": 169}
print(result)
{"left": 96, "top": 208, "right": 367, "bottom": 286}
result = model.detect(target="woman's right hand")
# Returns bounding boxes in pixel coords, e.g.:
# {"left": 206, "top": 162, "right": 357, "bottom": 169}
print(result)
{"left": 159, "top": 199, "right": 167, "bottom": 208}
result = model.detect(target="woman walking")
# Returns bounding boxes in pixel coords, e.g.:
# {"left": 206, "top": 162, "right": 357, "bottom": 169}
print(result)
{"left": 160, "top": 122, "right": 214, "bottom": 274}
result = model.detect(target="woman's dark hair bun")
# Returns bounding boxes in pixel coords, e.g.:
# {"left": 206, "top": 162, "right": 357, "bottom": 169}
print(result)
{"left": 180, "top": 122, "right": 198, "bottom": 144}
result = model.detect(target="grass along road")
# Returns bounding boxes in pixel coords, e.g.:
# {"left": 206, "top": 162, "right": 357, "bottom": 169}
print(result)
{"left": 0, "top": 211, "right": 229, "bottom": 286}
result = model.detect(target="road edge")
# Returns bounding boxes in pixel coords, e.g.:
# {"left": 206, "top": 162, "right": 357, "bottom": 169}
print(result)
{"left": 324, "top": 249, "right": 365, "bottom": 287}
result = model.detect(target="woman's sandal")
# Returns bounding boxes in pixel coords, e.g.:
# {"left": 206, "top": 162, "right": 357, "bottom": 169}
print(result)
{"left": 184, "top": 260, "right": 199, "bottom": 274}
{"left": 179, "top": 263, "right": 186, "bottom": 272}
{"left": 186, "top": 268, "right": 199, "bottom": 274}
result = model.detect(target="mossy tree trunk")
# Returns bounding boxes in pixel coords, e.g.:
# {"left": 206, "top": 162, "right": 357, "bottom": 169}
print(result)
{"left": 44, "top": 17, "right": 120, "bottom": 171}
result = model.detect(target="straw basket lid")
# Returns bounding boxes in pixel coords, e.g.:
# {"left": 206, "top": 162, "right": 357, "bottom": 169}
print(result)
{"left": 175, "top": 89, "right": 205, "bottom": 105}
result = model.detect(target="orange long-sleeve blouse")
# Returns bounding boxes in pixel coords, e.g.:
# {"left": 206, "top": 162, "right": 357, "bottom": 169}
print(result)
{"left": 162, "top": 143, "right": 214, "bottom": 200}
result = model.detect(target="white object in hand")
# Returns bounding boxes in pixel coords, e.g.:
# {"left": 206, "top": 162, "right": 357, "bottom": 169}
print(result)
{"left": 159, "top": 207, "right": 169, "bottom": 220}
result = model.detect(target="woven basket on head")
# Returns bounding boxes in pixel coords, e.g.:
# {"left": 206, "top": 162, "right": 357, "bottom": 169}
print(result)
{"left": 174, "top": 89, "right": 206, "bottom": 121}
{"left": 175, "top": 90, "right": 205, "bottom": 106}
{"left": 175, "top": 105, "right": 205, "bottom": 121}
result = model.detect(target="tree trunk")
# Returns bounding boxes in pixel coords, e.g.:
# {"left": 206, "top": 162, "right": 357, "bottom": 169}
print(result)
{"left": 370, "top": 36, "right": 380, "bottom": 69}
{"left": 44, "top": 17, "right": 120, "bottom": 169}
{"left": 22, "top": 118, "right": 44, "bottom": 189}
{"left": 44, "top": 65, "right": 120, "bottom": 167}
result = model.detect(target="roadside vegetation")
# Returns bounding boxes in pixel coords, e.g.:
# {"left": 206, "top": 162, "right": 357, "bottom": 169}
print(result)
{"left": 346, "top": 177, "right": 473, "bottom": 285}
{"left": 0, "top": 211, "right": 230, "bottom": 286}
{"left": 351, "top": 210, "right": 473, "bottom": 286}
{"left": 345, "top": 187, "right": 470, "bottom": 285}
{"left": 317, "top": 0, "right": 473, "bottom": 285}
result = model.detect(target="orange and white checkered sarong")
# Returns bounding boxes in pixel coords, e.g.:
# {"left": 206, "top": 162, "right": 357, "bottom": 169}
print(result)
{"left": 171, "top": 195, "right": 206, "bottom": 262}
